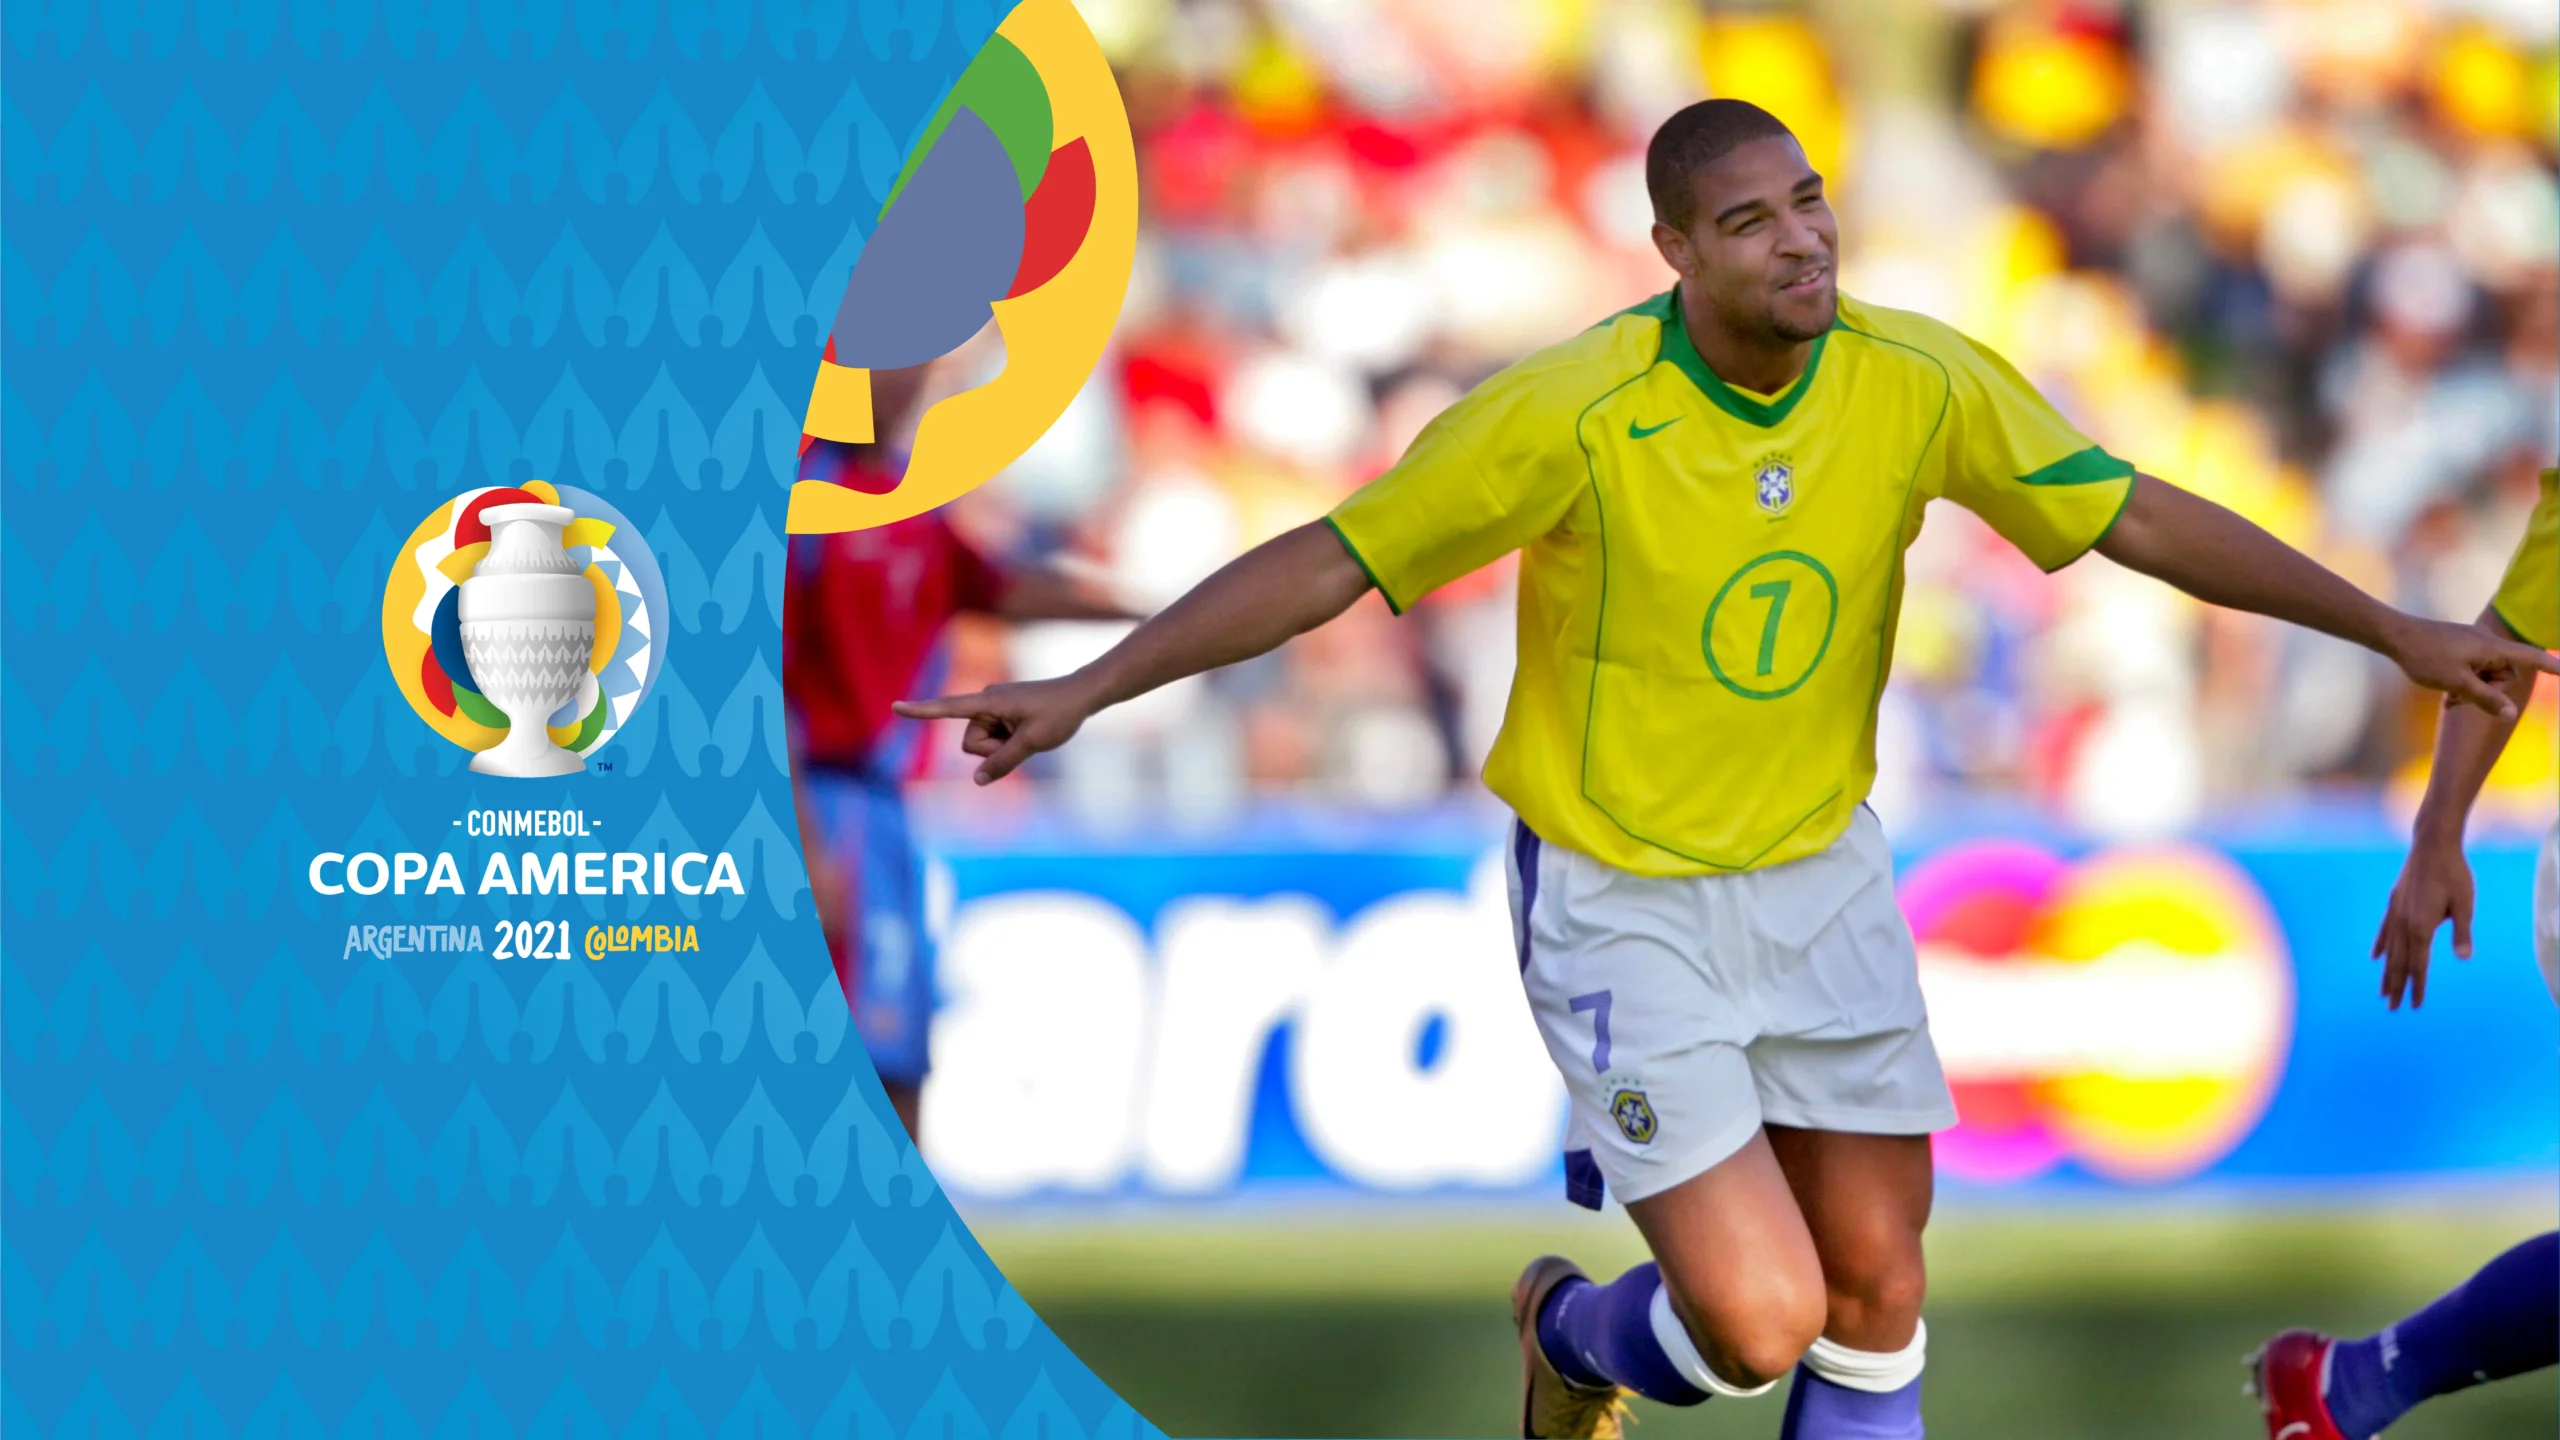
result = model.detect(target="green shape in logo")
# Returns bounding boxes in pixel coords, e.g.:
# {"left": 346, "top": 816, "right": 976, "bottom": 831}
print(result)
{"left": 1627, "top": 416, "right": 1685, "bottom": 440}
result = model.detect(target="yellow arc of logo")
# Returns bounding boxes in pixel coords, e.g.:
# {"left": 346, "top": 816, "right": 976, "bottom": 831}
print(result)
{"left": 785, "top": 0, "right": 1138, "bottom": 535}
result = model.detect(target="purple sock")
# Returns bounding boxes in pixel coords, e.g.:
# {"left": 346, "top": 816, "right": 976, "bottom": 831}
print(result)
{"left": 1779, "top": 1368, "right": 1923, "bottom": 1439}
{"left": 1535, "top": 1263, "right": 1708, "bottom": 1405}
{"left": 2325, "top": 1231, "right": 2559, "bottom": 1439}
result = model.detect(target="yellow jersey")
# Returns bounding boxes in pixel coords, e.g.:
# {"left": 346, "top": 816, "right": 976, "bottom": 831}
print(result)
{"left": 1327, "top": 289, "right": 2135, "bottom": 876}
{"left": 2491, "top": 469, "right": 2557, "bottom": 650}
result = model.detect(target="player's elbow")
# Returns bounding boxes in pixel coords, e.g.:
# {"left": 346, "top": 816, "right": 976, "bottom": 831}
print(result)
{"left": 2088, "top": 472, "right": 2166, "bottom": 568}
{"left": 1284, "top": 520, "right": 1381, "bottom": 621}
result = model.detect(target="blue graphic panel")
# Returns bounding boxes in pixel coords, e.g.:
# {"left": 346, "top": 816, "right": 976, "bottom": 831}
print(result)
{"left": 0, "top": 7, "right": 1157, "bottom": 1438}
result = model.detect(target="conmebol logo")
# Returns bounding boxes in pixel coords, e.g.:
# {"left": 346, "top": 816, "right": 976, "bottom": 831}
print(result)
{"left": 1902, "top": 840, "right": 2294, "bottom": 1185}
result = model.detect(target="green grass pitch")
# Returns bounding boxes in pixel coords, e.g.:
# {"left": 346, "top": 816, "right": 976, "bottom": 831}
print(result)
{"left": 974, "top": 1193, "right": 2559, "bottom": 1438}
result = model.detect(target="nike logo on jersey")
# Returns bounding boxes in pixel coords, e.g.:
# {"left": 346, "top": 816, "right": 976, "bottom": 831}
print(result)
{"left": 1627, "top": 417, "right": 1684, "bottom": 440}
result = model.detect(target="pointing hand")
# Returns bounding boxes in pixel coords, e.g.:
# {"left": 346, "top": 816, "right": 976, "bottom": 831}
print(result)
{"left": 2384, "top": 615, "right": 2557, "bottom": 720}
{"left": 891, "top": 675, "right": 1103, "bottom": 786}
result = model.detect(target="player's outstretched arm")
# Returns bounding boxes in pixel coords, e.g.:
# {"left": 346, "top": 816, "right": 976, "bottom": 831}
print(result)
{"left": 990, "top": 558, "right": 1146, "bottom": 623}
{"left": 2371, "top": 606, "right": 2539, "bottom": 1010}
{"left": 2093, "top": 474, "right": 2558, "bottom": 717}
{"left": 893, "top": 521, "right": 1374, "bottom": 785}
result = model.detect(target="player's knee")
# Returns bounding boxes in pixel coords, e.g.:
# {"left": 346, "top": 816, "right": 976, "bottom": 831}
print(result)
{"left": 1824, "top": 1249, "right": 1927, "bottom": 1344}
{"left": 1671, "top": 1272, "right": 1825, "bottom": 1390}
{"left": 1703, "top": 1308, "right": 1824, "bottom": 1390}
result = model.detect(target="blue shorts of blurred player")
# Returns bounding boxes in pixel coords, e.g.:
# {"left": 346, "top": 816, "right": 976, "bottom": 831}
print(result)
{"left": 802, "top": 762, "right": 935, "bottom": 1123}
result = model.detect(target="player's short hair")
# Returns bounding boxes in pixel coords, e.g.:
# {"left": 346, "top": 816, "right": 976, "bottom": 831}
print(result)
{"left": 1646, "top": 100, "right": 1800, "bottom": 232}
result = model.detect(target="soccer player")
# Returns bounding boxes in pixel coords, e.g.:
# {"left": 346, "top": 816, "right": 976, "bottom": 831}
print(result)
{"left": 2249, "top": 465, "right": 2557, "bottom": 1440}
{"left": 786, "top": 360, "right": 1131, "bottom": 1137}
{"left": 896, "top": 102, "right": 2555, "bottom": 1438}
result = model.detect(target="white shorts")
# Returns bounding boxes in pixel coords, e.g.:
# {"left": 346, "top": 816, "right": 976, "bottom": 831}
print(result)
{"left": 2535, "top": 820, "right": 2557, "bottom": 1005}
{"left": 1505, "top": 805, "right": 1958, "bottom": 1207}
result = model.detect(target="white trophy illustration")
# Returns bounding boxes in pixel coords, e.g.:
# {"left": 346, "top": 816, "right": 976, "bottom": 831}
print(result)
{"left": 459, "top": 502, "right": 596, "bottom": 777}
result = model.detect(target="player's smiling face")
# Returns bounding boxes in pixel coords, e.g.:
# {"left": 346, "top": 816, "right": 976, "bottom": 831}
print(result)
{"left": 1661, "top": 136, "right": 1839, "bottom": 347}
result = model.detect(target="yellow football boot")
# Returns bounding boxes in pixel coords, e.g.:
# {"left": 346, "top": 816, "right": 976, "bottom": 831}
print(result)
{"left": 1513, "top": 1256, "right": 1636, "bottom": 1439}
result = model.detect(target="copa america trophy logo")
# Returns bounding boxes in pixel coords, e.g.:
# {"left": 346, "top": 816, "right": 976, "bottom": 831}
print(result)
{"left": 458, "top": 503, "right": 597, "bottom": 777}
{"left": 381, "top": 482, "right": 670, "bottom": 775}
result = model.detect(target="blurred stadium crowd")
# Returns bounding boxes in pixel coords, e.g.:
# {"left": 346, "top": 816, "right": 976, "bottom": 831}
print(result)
{"left": 911, "top": 0, "right": 2559, "bottom": 838}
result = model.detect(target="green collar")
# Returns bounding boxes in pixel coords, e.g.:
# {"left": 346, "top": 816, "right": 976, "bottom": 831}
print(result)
{"left": 1653, "top": 287, "right": 1832, "bottom": 429}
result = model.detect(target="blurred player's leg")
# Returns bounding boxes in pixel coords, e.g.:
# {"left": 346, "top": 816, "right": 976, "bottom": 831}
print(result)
{"left": 2254, "top": 1232, "right": 2558, "bottom": 1440}
{"left": 802, "top": 767, "right": 872, "bottom": 1032}
{"left": 805, "top": 765, "right": 937, "bottom": 1141}
{"left": 2254, "top": 817, "right": 2560, "bottom": 1437}
{"left": 850, "top": 776, "right": 935, "bottom": 1138}
{"left": 1765, "top": 1126, "right": 1932, "bottom": 1439}
{"left": 798, "top": 778, "right": 854, "bottom": 986}
{"left": 2325, "top": 1232, "right": 2560, "bottom": 1430}
{"left": 882, "top": 1080, "right": 921, "bottom": 1138}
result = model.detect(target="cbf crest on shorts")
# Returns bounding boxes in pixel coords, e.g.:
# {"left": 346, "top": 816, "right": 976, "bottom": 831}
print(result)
{"left": 1754, "top": 453, "right": 1796, "bottom": 515}
{"left": 1609, "top": 1087, "right": 1659, "bottom": 1144}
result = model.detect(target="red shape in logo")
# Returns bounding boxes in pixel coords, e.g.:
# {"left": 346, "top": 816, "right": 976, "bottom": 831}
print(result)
{"left": 1009, "top": 138, "right": 1095, "bottom": 299}
{"left": 420, "top": 649, "right": 457, "bottom": 717}
{"left": 454, "top": 487, "right": 546, "bottom": 548}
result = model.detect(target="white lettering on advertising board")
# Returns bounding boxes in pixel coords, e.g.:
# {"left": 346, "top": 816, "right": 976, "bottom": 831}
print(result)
{"left": 920, "top": 855, "right": 1570, "bottom": 1196}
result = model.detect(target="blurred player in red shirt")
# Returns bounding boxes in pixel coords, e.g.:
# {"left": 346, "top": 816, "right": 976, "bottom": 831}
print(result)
{"left": 786, "top": 361, "right": 1131, "bottom": 1137}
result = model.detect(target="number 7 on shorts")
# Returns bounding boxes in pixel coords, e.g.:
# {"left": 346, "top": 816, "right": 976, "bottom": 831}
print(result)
{"left": 1569, "top": 990, "right": 1613, "bottom": 1072}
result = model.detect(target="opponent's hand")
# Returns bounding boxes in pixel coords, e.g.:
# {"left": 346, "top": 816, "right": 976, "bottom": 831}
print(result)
{"left": 2382, "top": 614, "right": 2558, "bottom": 720}
{"left": 892, "top": 675, "right": 1100, "bottom": 786}
{"left": 2371, "top": 834, "right": 2474, "bottom": 1010}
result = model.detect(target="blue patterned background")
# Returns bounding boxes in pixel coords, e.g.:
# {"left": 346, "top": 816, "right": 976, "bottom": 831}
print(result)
{"left": 0, "top": 4, "right": 1158, "bottom": 1436}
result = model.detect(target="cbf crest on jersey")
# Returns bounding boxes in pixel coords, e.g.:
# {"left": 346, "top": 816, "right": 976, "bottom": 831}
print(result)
{"left": 1755, "top": 453, "right": 1797, "bottom": 515}
{"left": 1610, "top": 1087, "right": 1659, "bottom": 1144}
